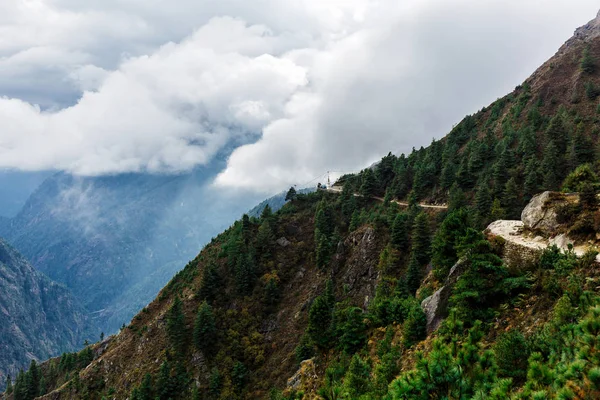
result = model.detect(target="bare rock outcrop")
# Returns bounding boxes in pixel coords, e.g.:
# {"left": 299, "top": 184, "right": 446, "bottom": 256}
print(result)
{"left": 421, "top": 258, "right": 467, "bottom": 333}
{"left": 521, "top": 191, "right": 562, "bottom": 235}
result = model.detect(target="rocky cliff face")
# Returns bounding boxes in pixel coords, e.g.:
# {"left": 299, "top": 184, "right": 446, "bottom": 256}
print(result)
{"left": 0, "top": 238, "right": 97, "bottom": 390}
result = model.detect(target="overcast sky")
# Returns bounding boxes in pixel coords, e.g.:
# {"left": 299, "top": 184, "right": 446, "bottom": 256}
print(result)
{"left": 0, "top": 0, "right": 598, "bottom": 192}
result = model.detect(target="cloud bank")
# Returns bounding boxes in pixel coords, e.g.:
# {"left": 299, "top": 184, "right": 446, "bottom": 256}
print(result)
{"left": 0, "top": 0, "right": 598, "bottom": 192}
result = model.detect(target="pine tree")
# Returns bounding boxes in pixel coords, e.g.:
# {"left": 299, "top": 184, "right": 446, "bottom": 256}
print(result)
{"left": 448, "top": 183, "right": 467, "bottom": 212}
{"left": 166, "top": 296, "right": 187, "bottom": 355}
{"left": 431, "top": 208, "right": 470, "bottom": 280}
{"left": 235, "top": 253, "right": 256, "bottom": 295}
{"left": 139, "top": 373, "right": 153, "bottom": 400}
{"left": 542, "top": 141, "right": 561, "bottom": 190}
{"left": 545, "top": 114, "right": 569, "bottom": 156}
{"left": 264, "top": 277, "right": 279, "bottom": 309}
{"left": 26, "top": 359, "right": 40, "bottom": 399}
{"left": 232, "top": 361, "right": 247, "bottom": 392}
{"left": 256, "top": 219, "right": 275, "bottom": 257}
{"left": 338, "top": 307, "right": 367, "bottom": 354}
{"left": 411, "top": 212, "right": 431, "bottom": 266}
{"left": 285, "top": 186, "right": 297, "bottom": 201}
{"left": 406, "top": 252, "right": 422, "bottom": 295}
{"left": 156, "top": 361, "right": 174, "bottom": 400}
{"left": 307, "top": 281, "right": 335, "bottom": 349}
{"left": 502, "top": 177, "right": 521, "bottom": 219}
{"left": 581, "top": 45, "right": 596, "bottom": 74}
{"left": 343, "top": 355, "right": 371, "bottom": 398}
{"left": 193, "top": 301, "right": 217, "bottom": 354}
{"left": 359, "top": 168, "right": 378, "bottom": 197}
{"left": 198, "top": 262, "right": 221, "bottom": 302}
{"left": 390, "top": 213, "right": 409, "bottom": 251}
{"left": 524, "top": 157, "right": 541, "bottom": 200}
{"left": 208, "top": 367, "right": 222, "bottom": 398}
{"left": 260, "top": 204, "right": 273, "bottom": 220}
{"left": 475, "top": 182, "right": 493, "bottom": 224}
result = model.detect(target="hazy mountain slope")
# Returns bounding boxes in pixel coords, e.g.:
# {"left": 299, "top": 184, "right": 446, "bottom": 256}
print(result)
{"left": 0, "top": 171, "right": 52, "bottom": 218}
{"left": 0, "top": 238, "right": 97, "bottom": 391}
{"left": 0, "top": 169, "right": 262, "bottom": 333}
{"left": 247, "top": 188, "right": 315, "bottom": 217}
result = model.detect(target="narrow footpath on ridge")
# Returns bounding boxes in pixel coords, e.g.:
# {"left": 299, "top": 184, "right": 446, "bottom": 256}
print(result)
{"left": 324, "top": 185, "right": 448, "bottom": 210}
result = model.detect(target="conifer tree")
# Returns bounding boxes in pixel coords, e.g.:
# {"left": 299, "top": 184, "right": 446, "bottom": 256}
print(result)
{"left": 260, "top": 204, "right": 273, "bottom": 220}
{"left": 343, "top": 355, "right": 371, "bottom": 398}
{"left": 232, "top": 361, "right": 247, "bottom": 392}
{"left": 307, "top": 281, "right": 335, "bottom": 349}
{"left": 545, "top": 114, "right": 568, "bottom": 155}
{"left": 524, "top": 157, "right": 541, "bottom": 200}
{"left": 581, "top": 45, "right": 596, "bottom": 74}
{"left": 208, "top": 367, "right": 222, "bottom": 398}
{"left": 542, "top": 141, "right": 561, "bottom": 190}
{"left": 166, "top": 296, "right": 187, "bottom": 355}
{"left": 193, "top": 301, "right": 217, "bottom": 354}
{"left": 139, "top": 373, "right": 153, "bottom": 400}
{"left": 359, "top": 168, "right": 377, "bottom": 197}
{"left": 285, "top": 186, "right": 297, "bottom": 201}
{"left": 198, "top": 262, "right": 221, "bottom": 302}
{"left": 490, "top": 198, "right": 506, "bottom": 222}
{"left": 156, "top": 361, "right": 175, "bottom": 400}
{"left": 6, "top": 375, "right": 13, "bottom": 395}
{"left": 448, "top": 183, "right": 467, "bottom": 212}
{"left": 390, "top": 213, "right": 409, "bottom": 251}
{"left": 26, "top": 359, "right": 40, "bottom": 399}
{"left": 502, "top": 177, "right": 521, "bottom": 219}
{"left": 411, "top": 212, "right": 431, "bottom": 266}
{"left": 264, "top": 277, "right": 279, "bottom": 309}
{"left": 235, "top": 253, "right": 256, "bottom": 295}
{"left": 406, "top": 253, "right": 422, "bottom": 295}
{"left": 475, "top": 182, "right": 492, "bottom": 224}
{"left": 431, "top": 208, "right": 469, "bottom": 280}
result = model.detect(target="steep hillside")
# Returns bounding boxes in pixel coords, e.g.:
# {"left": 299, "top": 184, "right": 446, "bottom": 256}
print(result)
{"left": 7, "top": 10, "right": 600, "bottom": 400}
{"left": 248, "top": 188, "right": 315, "bottom": 218}
{"left": 0, "top": 169, "right": 263, "bottom": 333}
{"left": 0, "top": 238, "right": 97, "bottom": 391}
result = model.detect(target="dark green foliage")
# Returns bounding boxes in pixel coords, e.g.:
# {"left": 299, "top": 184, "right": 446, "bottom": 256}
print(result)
{"left": 411, "top": 212, "right": 431, "bottom": 266}
{"left": 359, "top": 168, "right": 378, "bottom": 197}
{"left": 198, "top": 262, "right": 221, "bottom": 302}
{"left": 232, "top": 361, "right": 248, "bottom": 391}
{"left": 166, "top": 296, "right": 187, "bottom": 355}
{"left": 193, "top": 301, "right": 216, "bottom": 354}
{"left": 475, "top": 183, "right": 493, "bottom": 225}
{"left": 580, "top": 182, "right": 598, "bottom": 210}
{"left": 235, "top": 253, "right": 256, "bottom": 295}
{"left": 285, "top": 187, "right": 297, "bottom": 201}
{"left": 336, "top": 307, "right": 367, "bottom": 354}
{"left": 502, "top": 177, "right": 521, "bottom": 219}
{"left": 431, "top": 208, "right": 470, "bottom": 280}
{"left": 402, "top": 300, "right": 427, "bottom": 348}
{"left": 343, "top": 355, "right": 371, "bottom": 398}
{"left": 581, "top": 46, "right": 596, "bottom": 74}
{"left": 156, "top": 361, "right": 176, "bottom": 400}
{"left": 405, "top": 253, "right": 422, "bottom": 296}
{"left": 493, "top": 329, "right": 529, "bottom": 381}
{"left": 264, "top": 277, "right": 280, "bottom": 309}
{"left": 295, "top": 334, "right": 315, "bottom": 364}
{"left": 6, "top": 375, "right": 13, "bottom": 395}
{"left": 451, "top": 229, "right": 508, "bottom": 320}
{"left": 139, "top": 373, "right": 153, "bottom": 400}
{"left": 542, "top": 141, "right": 561, "bottom": 190}
{"left": 586, "top": 81, "right": 600, "bottom": 100}
{"left": 208, "top": 367, "right": 222, "bottom": 398}
{"left": 307, "top": 293, "right": 335, "bottom": 349}
{"left": 562, "top": 163, "right": 598, "bottom": 192}
{"left": 260, "top": 204, "right": 273, "bottom": 220}
{"left": 390, "top": 213, "right": 409, "bottom": 251}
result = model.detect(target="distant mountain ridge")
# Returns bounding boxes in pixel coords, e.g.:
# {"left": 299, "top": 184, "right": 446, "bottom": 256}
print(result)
{"left": 0, "top": 169, "right": 263, "bottom": 333}
{"left": 0, "top": 238, "right": 96, "bottom": 391}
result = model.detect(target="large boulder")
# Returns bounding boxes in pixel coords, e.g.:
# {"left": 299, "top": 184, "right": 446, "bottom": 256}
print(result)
{"left": 521, "top": 191, "right": 563, "bottom": 235}
{"left": 421, "top": 258, "right": 467, "bottom": 333}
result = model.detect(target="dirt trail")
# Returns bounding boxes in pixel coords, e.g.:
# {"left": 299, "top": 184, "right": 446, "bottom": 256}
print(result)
{"left": 325, "top": 186, "right": 448, "bottom": 210}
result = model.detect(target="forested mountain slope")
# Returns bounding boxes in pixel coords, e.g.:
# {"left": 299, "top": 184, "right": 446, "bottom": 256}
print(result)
{"left": 0, "top": 238, "right": 97, "bottom": 392}
{"left": 6, "top": 9, "right": 600, "bottom": 400}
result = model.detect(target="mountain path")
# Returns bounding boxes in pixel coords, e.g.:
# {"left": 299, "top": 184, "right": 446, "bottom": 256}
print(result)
{"left": 325, "top": 186, "right": 448, "bottom": 210}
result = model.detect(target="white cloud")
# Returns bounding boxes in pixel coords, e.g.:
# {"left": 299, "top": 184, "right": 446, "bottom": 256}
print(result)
{"left": 0, "top": 0, "right": 599, "bottom": 191}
